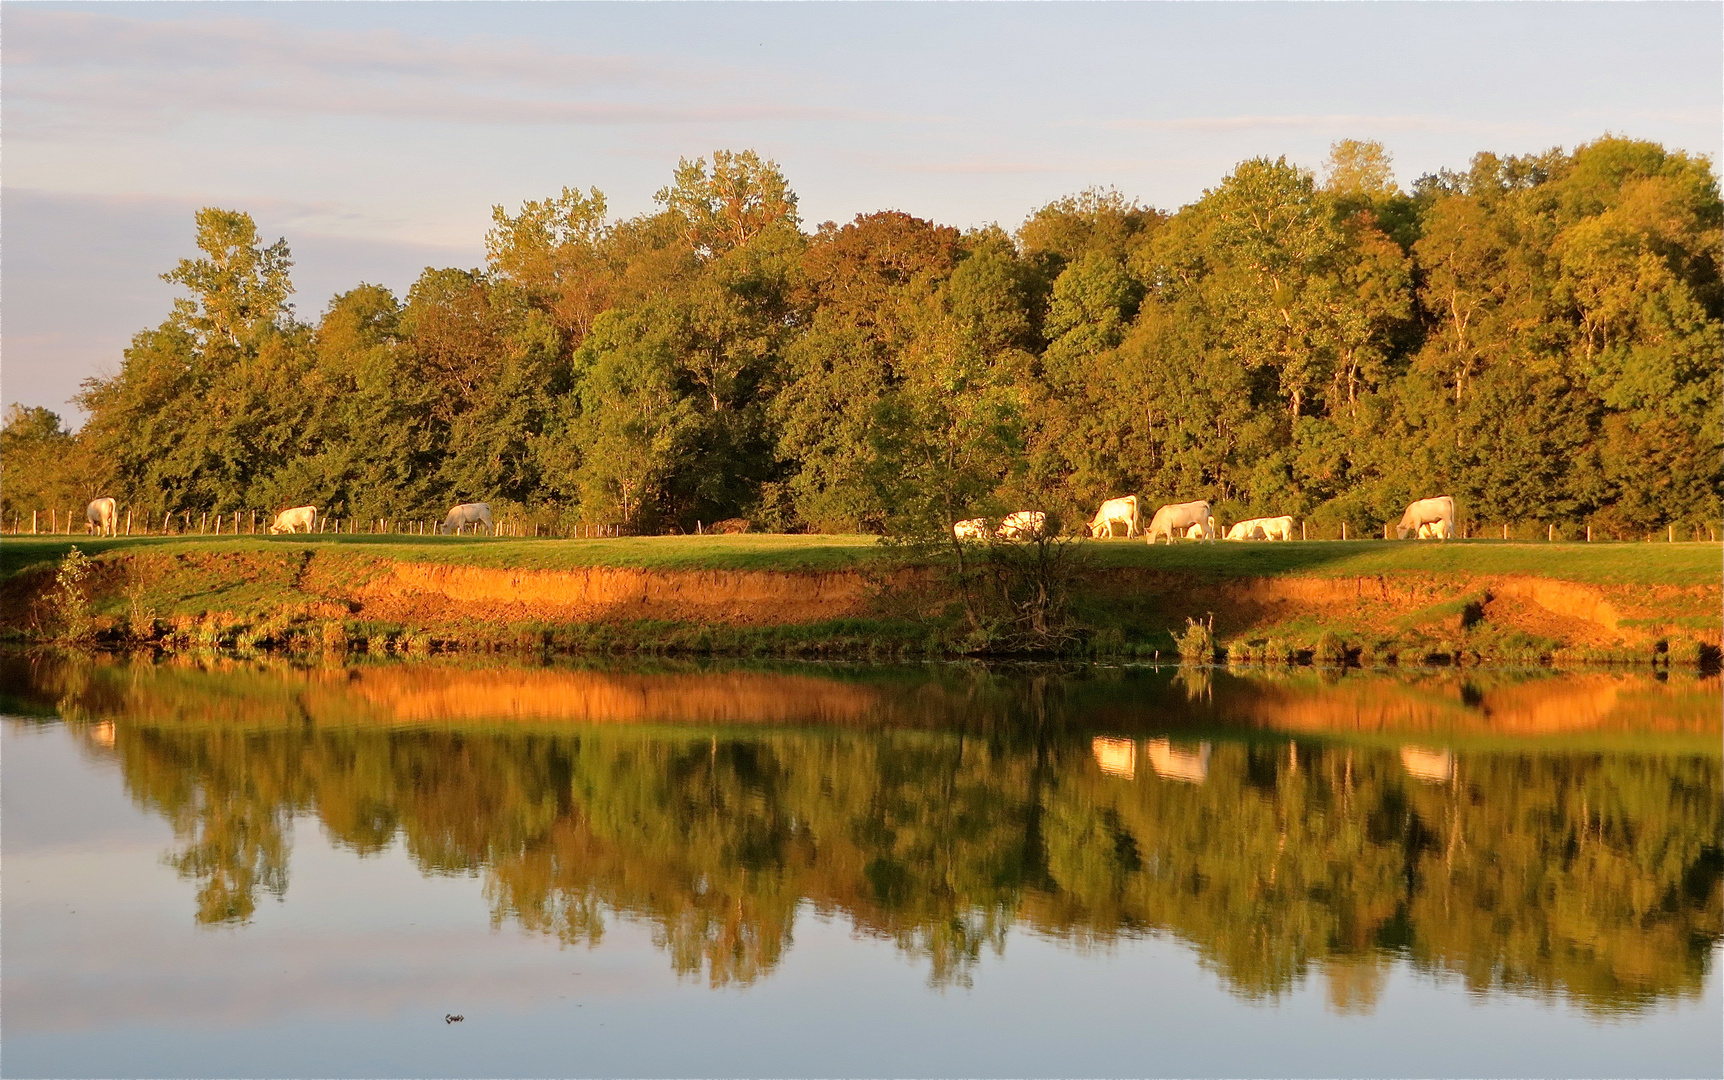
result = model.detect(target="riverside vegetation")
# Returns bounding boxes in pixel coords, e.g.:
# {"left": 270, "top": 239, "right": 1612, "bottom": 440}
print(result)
{"left": 1, "top": 532, "right": 1717, "bottom": 666}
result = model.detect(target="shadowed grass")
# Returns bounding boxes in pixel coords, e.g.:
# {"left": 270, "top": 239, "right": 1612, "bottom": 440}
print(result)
{"left": 3, "top": 533, "right": 1717, "bottom": 586}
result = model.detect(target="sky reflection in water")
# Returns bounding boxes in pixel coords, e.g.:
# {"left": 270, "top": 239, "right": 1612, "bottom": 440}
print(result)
{"left": 3, "top": 654, "right": 1720, "bottom": 1078}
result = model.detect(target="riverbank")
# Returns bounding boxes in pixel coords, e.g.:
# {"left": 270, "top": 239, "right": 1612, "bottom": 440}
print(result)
{"left": 1, "top": 534, "right": 1717, "bottom": 665}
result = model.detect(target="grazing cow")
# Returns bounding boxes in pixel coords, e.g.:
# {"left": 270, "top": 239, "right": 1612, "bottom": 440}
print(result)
{"left": 1260, "top": 515, "right": 1295, "bottom": 542}
{"left": 1146, "top": 500, "right": 1214, "bottom": 544}
{"left": 1400, "top": 745, "right": 1454, "bottom": 783}
{"left": 85, "top": 497, "right": 118, "bottom": 537}
{"left": 1088, "top": 496, "right": 1141, "bottom": 538}
{"left": 439, "top": 502, "right": 494, "bottom": 535}
{"left": 1224, "top": 519, "right": 1260, "bottom": 541}
{"left": 1092, "top": 736, "right": 1136, "bottom": 779}
{"left": 997, "top": 511, "right": 1047, "bottom": 540}
{"left": 268, "top": 506, "right": 318, "bottom": 534}
{"left": 1146, "top": 738, "right": 1211, "bottom": 784}
{"left": 952, "top": 518, "right": 989, "bottom": 541}
{"left": 1226, "top": 515, "right": 1295, "bottom": 541}
{"left": 1396, "top": 496, "right": 1455, "bottom": 540}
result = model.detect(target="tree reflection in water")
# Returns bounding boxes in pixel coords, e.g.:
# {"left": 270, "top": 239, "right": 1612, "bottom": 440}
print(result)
{"left": 9, "top": 651, "right": 1720, "bottom": 1012}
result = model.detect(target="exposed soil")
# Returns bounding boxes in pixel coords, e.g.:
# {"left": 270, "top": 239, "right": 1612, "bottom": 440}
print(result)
{"left": 349, "top": 560, "right": 877, "bottom": 627}
{"left": 1089, "top": 568, "right": 1696, "bottom": 649}
{"left": 6, "top": 546, "right": 1715, "bottom": 660}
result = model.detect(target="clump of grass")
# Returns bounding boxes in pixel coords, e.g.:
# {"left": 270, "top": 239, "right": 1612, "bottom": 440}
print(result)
{"left": 122, "top": 569, "right": 158, "bottom": 642}
{"left": 1175, "top": 615, "right": 1217, "bottom": 664}
{"left": 1358, "top": 639, "right": 1399, "bottom": 667}
{"left": 1261, "top": 637, "right": 1297, "bottom": 665}
{"left": 316, "top": 621, "right": 350, "bottom": 654}
{"left": 1314, "top": 631, "right": 1349, "bottom": 667}
{"left": 1666, "top": 636, "right": 1720, "bottom": 668}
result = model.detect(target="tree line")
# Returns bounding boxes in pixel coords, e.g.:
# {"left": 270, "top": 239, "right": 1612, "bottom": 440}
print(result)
{"left": 3, "top": 137, "right": 1718, "bottom": 539}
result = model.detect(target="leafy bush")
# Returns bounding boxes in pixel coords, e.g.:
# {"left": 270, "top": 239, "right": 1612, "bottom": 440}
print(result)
{"left": 49, "top": 546, "right": 97, "bottom": 642}
{"left": 1176, "top": 615, "right": 1217, "bottom": 664}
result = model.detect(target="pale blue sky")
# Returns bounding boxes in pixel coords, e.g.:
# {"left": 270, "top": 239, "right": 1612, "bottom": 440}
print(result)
{"left": 4, "top": 1, "right": 1720, "bottom": 420}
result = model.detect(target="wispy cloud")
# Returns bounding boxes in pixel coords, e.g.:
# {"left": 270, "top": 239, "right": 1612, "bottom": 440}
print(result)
{"left": 896, "top": 160, "right": 1065, "bottom": 176}
{"left": 5, "top": 9, "right": 867, "bottom": 132}
{"left": 1099, "top": 114, "right": 1534, "bottom": 136}
{"left": 7, "top": 9, "right": 650, "bottom": 88}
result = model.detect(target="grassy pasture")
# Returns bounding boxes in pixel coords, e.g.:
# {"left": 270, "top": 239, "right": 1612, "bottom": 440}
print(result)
{"left": 1, "top": 532, "right": 1717, "bottom": 587}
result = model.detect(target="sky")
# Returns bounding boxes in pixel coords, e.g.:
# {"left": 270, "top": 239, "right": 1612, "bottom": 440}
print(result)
{"left": 4, "top": 1, "right": 1720, "bottom": 423}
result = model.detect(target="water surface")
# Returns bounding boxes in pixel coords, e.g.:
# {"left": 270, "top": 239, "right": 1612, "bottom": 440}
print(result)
{"left": 4, "top": 654, "right": 1720, "bottom": 1078}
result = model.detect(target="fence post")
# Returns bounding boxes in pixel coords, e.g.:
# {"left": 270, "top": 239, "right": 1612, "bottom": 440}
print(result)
{"left": 1586, "top": 525, "right": 1592, "bottom": 542}
{"left": 1341, "top": 521, "right": 1347, "bottom": 541}
{"left": 1301, "top": 521, "right": 1307, "bottom": 541}
{"left": 1669, "top": 524, "right": 1674, "bottom": 543}
{"left": 32, "top": 510, "right": 38, "bottom": 535}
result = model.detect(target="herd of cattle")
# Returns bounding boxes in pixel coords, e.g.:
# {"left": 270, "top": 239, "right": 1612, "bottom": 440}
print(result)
{"left": 262, "top": 502, "right": 496, "bottom": 535}
{"left": 76, "top": 494, "right": 1457, "bottom": 543}
{"left": 963, "top": 494, "right": 1456, "bottom": 543}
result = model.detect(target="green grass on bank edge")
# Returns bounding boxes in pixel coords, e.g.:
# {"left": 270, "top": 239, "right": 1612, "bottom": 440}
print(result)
{"left": 3, "top": 532, "right": 1719, "bottom": 587}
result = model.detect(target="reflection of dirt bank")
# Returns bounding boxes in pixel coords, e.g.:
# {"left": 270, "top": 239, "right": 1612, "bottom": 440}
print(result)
{"left": 1220, "top": 672, "right": 1721, "bottom": 737}
{"left": 337, "top": 666, "right": 886, "bottom": 726}
{"left": 12, "top": 651, "right": 1719, "bottom": 745}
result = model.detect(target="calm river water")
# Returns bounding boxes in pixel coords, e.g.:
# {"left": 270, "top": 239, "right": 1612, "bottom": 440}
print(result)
{"left": 3, "top": 652, "right": 1720, "bottom": 1079}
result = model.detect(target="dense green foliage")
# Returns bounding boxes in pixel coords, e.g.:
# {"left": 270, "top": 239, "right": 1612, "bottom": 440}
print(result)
{"left": 6, "top": 139, "right": 1719, "bottom": 538}
{"left": 17, "top": 655, "right": 1720, "bottom": 1011}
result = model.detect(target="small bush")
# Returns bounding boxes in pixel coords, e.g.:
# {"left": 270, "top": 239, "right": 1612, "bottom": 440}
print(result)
{"left": 50, "top": 547, "right": 97, "bottom": 642}
{"left": 1176, "top": 615, "right": 1217, "bottom": 664}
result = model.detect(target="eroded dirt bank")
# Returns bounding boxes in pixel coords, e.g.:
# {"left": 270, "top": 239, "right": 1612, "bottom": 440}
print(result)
{"left": 3, "top": 547, "right": 1716, "bottom": 660}
{"left": 349, "top": 559, "right": 879, "bottom": 627}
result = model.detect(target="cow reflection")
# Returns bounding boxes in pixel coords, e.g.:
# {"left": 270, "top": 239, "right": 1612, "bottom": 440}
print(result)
{"left": 1146, "top": 738, "right": 1210, "bottom": 783}
{"left": 1400, "top": 745, "right": 1454, "bottom": 783}
{"left": 1092, "top": 736, "right": 1136, "bottom": 778}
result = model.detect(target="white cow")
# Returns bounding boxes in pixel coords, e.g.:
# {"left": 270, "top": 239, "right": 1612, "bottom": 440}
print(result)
{"left": 1146, "top": 500, "right": 1214, "bottom": 544}
{"left": 85, "top": 497, "right": 117, "bottom": 537}
{"left": 268, "top": 506, "right": 318, "bottom": 534}
{"left": 1397, "top": 496, "right": 1455, "bottom": 540}
{"left": 439, "top": 502, "right": 494, "bottom": 535}
{"left": 1227, "top": 515, "right": 1295, "bottom": 541}
{"left": 953, "top": 518, "right": 989, "bottom": 541}
{"left": 1417, "top": 522, "right": 1442, "bottom": 539}
{"left": 1254, "top": 515, "right": 1294, "bottom": 542}
{"left": 1183, "top": 523, "right": 1207, "bottom": 539}
{"left": 1087, "top": 496, "right": 1141, "bottom": 538}
{"left": 997, "top": 511, "right": 1047, "bottom": 540}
